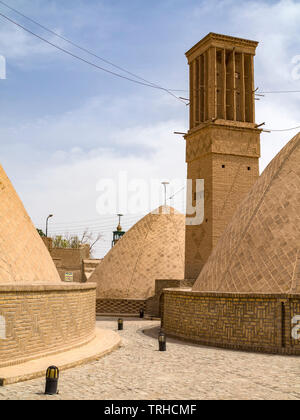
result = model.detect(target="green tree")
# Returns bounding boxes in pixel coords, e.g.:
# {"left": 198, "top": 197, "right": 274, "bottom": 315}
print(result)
{"left": 37, "top": 228, "right": 46, "bottom": 237}
{"left": 51, "top": 229, "right": 102, "bottom": 256}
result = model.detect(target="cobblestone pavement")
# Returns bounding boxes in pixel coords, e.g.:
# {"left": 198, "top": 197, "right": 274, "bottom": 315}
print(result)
{"left": 1, "top": 317, "right": 300, "bottom": 400}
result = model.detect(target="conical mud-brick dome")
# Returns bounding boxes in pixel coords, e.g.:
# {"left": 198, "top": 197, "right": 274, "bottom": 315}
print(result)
{"left": 0, "top": 164, "right": 61, "bottom": 284}
{"left": 90, "top": 206, "right": 185, "bottom": 299}
{"left": 0, "top": 164, "right": 100, "bottom": 373}
{"left": 193, "top": 133, "right": 300, "bottom": 293}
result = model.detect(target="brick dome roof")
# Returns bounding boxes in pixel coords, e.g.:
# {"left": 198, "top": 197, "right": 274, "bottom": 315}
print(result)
{"left": 0, "top": 164, "right": 61, "bottom": 284}
{"left": 90, "top": 206, "right": 185, "bottom": 299}
{"left": 193, "top": 132, "right": 300, "bottom": 294}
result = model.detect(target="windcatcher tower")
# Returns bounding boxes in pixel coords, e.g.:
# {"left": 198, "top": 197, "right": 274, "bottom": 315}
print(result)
{"left": 185, "top": 33, "right": 261, "bottom": 280}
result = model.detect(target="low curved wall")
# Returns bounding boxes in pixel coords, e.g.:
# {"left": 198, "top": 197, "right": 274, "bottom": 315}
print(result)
{"left": 96, "top": 298, "right": 146, "bottom": 315}
{"left": 95, "top": 280, "right": 194, "bottom": 316}
{"left": 162, "top": 289, "right": 300, "bottom": 355}
{"left": 0, "top": 283, "right": 96, "bottom": 367}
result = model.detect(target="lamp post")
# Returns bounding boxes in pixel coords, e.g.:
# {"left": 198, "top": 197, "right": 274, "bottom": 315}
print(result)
{"left": 118, "top": 318, "right": 124, "bottom": 331}
{"left": 161, "top": 182, "right": 170, "bottom": 207}
{"left": 158, "top": 330, "right": 167, "bottom": 351}
{"left": 45, "top": 366, "right": 59, "bottom": 395}
{"left": 45, "top": 214, "right": 53, "bottom": 237}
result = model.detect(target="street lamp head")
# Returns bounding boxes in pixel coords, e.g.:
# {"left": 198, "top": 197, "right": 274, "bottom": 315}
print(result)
{"left": 46, "top": 214, "right": 54, "bottom": 238}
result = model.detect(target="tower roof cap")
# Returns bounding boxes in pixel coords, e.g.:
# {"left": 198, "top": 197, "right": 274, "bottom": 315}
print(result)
{"left": 186, "top": 32, "right": 259, "bottom": 60}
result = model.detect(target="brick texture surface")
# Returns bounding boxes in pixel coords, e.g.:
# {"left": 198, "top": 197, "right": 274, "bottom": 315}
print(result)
{"left": 89, "top": 206, "right": 185, "bottom": 300}
{"left": 96, "top": 298, "right": 146, "bottom": 314}
{"left": 51, "top": 246, "right": 90, "bottom": 283}
{"left": 0, "top": 164, "right": 99, "bottom": 368}
{"left": 194, "top": 132, "right": 300, "bottom": 294}
{"left": 184, "top": 34, "right": 261, "bottom": 280}
{"left": 0, "top": 164, "right": 61, "bottom": 285}
{"left": 162, "top": 289, "right": 300, "bottom": 355}
{"left": 0, "top": 285, "right": 96, "bottom": 367}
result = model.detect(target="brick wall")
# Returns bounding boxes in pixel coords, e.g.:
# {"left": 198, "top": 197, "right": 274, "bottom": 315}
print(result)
{"left": 41, "top": 240, "right": 91, "bottom": 283}
{"left": 146, "top": 279, "right": 195, "bottom": 317}
{"left": 50, "top": 246, "right": 90, "bottom": 283}
{"left": 162, "top": 289, "right": 300, "bottom": 355}
{"left": 42, "top": 237, "right": 52, "bottom": 252}
{"left": 51, "top": 246, "right": 90, "bottom": 269}
{"left": 185, "top": 126, "right": 260, "bottom": 280}
{"left": 0, "top": 284, "right": 96, "bottom": 367}
{"left": 96, "top": 299, "right": 146, "bottom": 315}
{"left": 95, "top": 280, "right": 195, "bottom": 317}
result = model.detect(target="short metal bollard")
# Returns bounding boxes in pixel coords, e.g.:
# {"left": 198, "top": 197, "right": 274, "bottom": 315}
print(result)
{"left": 118, "top": 318, "right": 123, "bottom": 331}
{"left": 45, "top": 366, "right": 59, "bottom": 395}
{"left": 158, "top": 331, "right": 166, "bottom": 352}
{"left": 139, "top": 309, "right": 144, "bottom": 319}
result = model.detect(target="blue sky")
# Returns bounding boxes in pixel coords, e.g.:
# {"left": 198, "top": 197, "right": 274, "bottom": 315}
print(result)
{"left": 0, "top": 0, "right": 299, "bottom": 257}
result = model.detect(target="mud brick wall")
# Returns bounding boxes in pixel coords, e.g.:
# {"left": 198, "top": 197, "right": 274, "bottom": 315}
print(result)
{"left": 146, "top": 279, "right": 195, "bottom": 317}
{"left": 286, "top": 298, "right": 300, "bottom": 352}
{"left": 162, "top": 289, "right": 300, "bottom": 355}
{"left": 0, "top": 284, "right": 96, "bottom": 368}
{"left": 96, "top": 279, "right": 194, "bottom": 317}
{"left": 50, "top": 246, "right": 90, "bottom": 283}
{"left": 96, "top": 299, "right": 146, "bottom": 315}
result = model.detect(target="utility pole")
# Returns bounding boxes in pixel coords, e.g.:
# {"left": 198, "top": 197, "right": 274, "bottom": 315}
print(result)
{"left": 161, "top": 182, "right": 170, "bottom": 206}
{"left": 45, "top": 214, "right": 53, "bottom": 237}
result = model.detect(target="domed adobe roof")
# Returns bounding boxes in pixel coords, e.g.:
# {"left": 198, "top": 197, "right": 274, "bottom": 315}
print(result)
{"left": 90, "top": 206, "right": 185, "bottom": 299}
{"left": 0, "top": 164, "right": 61, "bottom": 284}
{"left": 193, "top": 133, "right": 300, "bottom": 294}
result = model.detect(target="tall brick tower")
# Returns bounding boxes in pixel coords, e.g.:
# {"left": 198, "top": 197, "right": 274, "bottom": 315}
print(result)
{"left": 185, "top": 33, "right": 261, "bottom": 280}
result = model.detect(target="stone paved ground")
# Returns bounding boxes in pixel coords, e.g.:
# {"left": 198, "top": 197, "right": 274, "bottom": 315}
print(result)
{"left": 0, "top": 317, "right": 300, "bottom": 400}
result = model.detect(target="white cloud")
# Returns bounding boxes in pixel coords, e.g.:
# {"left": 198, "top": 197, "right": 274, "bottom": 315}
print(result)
{"left": 0, "top": 21, "right": 53, "bottom": 61}
{"left": 17, "top": 116, "right": 186, "bottom": 258}
{"left": 1, "top": 0, "right": 300, "bottom": 257}
{"left": 0, "top": 92, "right": 185, "bottom": 258}
{"left": 0, "top": 0, "right": 134, "bottom": 69}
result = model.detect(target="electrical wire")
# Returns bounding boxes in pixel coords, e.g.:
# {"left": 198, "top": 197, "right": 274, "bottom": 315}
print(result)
{"left": 259, "top": 90, "right": 300, "bottom": 94}
{"left": 39, "top": 200, "right": 186, "bottom": 234}
{"left": 1, "top": 5, "right": 300, "bottom": 100}
{"left": 36, "top": 199, "right": 186, "bottom": 229}
{"left": 35, "top": 213, "right": 140, "bottom": 228}
{"left": 168, "top": 88, "right": 300, "bottom": 94}
{"left": 0, "top": 11, "right": 185, "bottom": 103}
{"left": 0, "top": 0, "right": 173, "bottom": 93}
{"left": 34, "top": 194, "right": 186, "bottom": 227}
{"left": 36, "top": 216, "right": 143, "bottom": 231}
{"left": 46, "top": 213, "right": 185, "bottom": 234}
{"left": 2, "top": 8, "right": 300, "bottom": 128}
{"left": 40, "top": 205, "right": 186, "bottom": 231}
{"left": 168, "top": 185, "right": 186, "bottom": 200}
{"left": 265, "top": 125, "right": 300, "bottom": 132}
